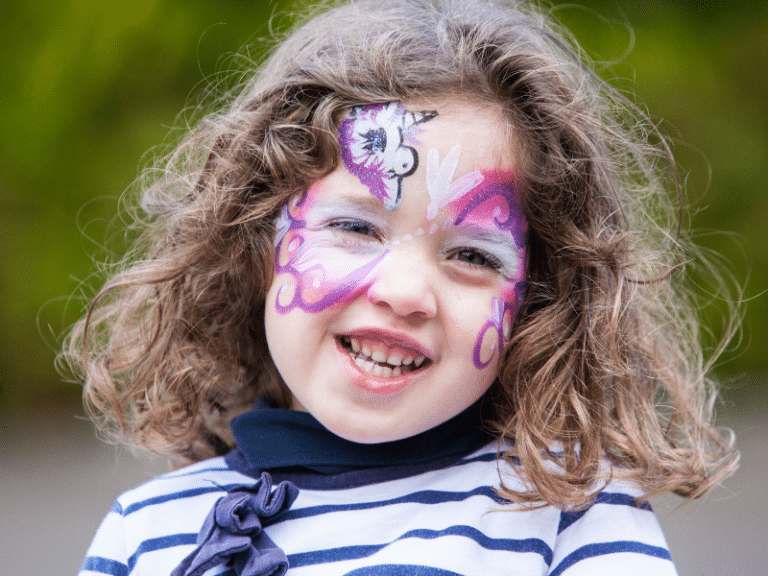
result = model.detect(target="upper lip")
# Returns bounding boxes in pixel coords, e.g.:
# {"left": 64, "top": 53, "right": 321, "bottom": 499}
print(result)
{"left": 338, "top": 328, "right": 435, "bottom": 360}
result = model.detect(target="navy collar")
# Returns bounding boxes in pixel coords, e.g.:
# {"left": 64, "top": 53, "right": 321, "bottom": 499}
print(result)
{"left": 228, "top": 398, "right": 494, "bottom": 475}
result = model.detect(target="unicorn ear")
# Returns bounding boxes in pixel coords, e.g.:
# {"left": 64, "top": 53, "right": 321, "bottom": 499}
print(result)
{"left": 404, "top": 110, "right": 438, "bottom": 129}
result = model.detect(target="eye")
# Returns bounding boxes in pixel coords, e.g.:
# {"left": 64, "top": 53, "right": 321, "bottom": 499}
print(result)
{"left": 449, "top": 248, "right": 503, "bottom": 271}
{"left": 327, "top": 219, "right": 380, "bottom": 239}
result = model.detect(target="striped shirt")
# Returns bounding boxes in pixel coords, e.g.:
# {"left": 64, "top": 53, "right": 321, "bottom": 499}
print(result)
{"left": 79, "top": 443, "right": 677, "bottom": 575}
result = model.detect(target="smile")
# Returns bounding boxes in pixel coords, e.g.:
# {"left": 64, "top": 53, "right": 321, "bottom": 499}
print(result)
{"left": 337, "top": 335, "right": 431, "bottom": 378}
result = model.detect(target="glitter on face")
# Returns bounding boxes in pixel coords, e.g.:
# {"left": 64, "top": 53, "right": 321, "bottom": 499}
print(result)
{"left": 272, "top": 191, "right": 390, "bottom": 314}
{"left": 338, "top": 102, "right": 437, "bottom": 209}
{"left": 264, "top": 100, "right": 529, "bottom": 443}
{"left": 431, "top": 166, "right": 527, "bottom": 369}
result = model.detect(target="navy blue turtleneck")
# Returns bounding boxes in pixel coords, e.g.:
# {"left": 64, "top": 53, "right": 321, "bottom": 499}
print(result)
{"left": 225, "top": 397, "right": 495, "bottom": 482}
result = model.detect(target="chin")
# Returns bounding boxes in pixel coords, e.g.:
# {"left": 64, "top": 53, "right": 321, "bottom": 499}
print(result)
{"left": 320, "top": 412, "right": 421, "bottom": 445}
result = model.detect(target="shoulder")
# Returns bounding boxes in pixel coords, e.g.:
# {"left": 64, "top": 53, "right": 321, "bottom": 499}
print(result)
{"left": 112, "top": 456, "right": 254, "bottom": 516}
{"left": 111, "top": 457, "right": 259, "bottom": 556}
{"left": 487, "top": 447, "right": 678, "bottom": 575}
{"left": 549, "top": 478, "right": 677, "bottom": 576}
{"left": 80, "top": 457, "right": 258, "bottom": 576}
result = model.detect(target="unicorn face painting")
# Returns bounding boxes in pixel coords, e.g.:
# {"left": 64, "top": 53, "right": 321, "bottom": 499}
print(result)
{"left": 339, "top": 102, "right": 437, "bottom": 209}
{"left": 265, "top": 100, "right": 527, "bottom": 443}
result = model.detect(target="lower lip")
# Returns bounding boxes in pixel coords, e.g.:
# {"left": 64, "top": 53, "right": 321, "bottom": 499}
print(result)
{"left": 336, "top": 339, "right": 416, "bottom": 395}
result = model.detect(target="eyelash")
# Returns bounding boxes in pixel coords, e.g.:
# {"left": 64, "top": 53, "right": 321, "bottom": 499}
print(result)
{"left": 326, "top": 219, "right": 505, "bottom": 273}
{"left": 326, "top": 219, "right": 381, "bottom": 239}
{"left": 448, "top": 248, "right": 503, "bottom": 272}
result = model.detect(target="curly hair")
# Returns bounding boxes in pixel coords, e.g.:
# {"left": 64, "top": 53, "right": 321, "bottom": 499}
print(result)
{"left": 60, "top": 0, "right": 738, "bottom": 507}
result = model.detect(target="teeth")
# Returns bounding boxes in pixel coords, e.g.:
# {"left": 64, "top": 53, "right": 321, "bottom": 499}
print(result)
{"left": 341, "top": 335, "right": 429, "bottom": 376}
{"left": 371, "top": 350, "right": 387, "bottom": 363}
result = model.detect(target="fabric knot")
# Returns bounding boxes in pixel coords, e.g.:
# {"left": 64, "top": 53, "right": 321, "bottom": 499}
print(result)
{"left": 170, "top": 472, "right": 299, "bottom": 576}
{"left": 213, "top": 475, "right": 296, "bottom": 535}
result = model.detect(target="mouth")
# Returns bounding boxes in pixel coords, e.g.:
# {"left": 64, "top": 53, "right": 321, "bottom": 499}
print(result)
{"left": 337, "top": 335, "right": 432, "bottom": 378}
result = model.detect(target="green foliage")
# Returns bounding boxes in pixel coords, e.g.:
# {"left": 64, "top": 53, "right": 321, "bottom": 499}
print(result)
{"left": 552, "top": 0, "right": 768, "bottom": 383}
{"left": 1, "top": 0, "right": 765, "bottom": 403}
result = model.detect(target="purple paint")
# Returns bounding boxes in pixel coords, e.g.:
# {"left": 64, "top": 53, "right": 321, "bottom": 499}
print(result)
{"left": 339, "top": 102, "right": 437, "bottom": 209}
{"left": 272, "top": 191, "right": 389, "bottom": 315}
{"left": 442, "top": 171, "right": 526, "bottom": 369}
{"left": 473, "top": 298, "right": 510, "bottom": 369}
{"left": 451, "top": 172, "right": 527, "bottom": 254}
{"left": 273, "top": 125, "right": 528, "bottom": 373}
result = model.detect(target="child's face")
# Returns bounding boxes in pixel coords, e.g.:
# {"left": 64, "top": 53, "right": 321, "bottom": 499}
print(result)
{"left": 265, "top": 100, "right": 527, "bottom": 443}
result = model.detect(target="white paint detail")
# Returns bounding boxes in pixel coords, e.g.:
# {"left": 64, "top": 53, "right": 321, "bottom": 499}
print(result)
{"left": 425, "top": 145, "right": 485, "bottom": 221}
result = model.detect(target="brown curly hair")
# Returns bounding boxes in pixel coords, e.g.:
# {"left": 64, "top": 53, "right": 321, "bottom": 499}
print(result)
{"left": 60, "top": 0, "right": 738, "bottom": 508}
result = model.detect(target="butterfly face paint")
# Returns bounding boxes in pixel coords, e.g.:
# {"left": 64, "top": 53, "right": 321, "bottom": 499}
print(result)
{"left": 456, "top": 176, "right": 526, "bottom": 370}
{"left": 426, "top": 148, "right": 527, "bottom": 370}
{"left": 272, "top": 185, "right": 390, "bottom": 314}
{"left": 339, "top": 102, "right": 437, "bottom": 209}
{"left": 273, "top": 102, "right": 439, "bottom": 317}
{"left": 264, "top": 100, "right": 527, "bottom": 445}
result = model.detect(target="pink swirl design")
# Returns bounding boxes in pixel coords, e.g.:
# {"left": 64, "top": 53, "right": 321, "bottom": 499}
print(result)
{"left": 472, "top": 297, "right": 521, "bottom": 369}
{"left": 454, "top": 174, "right": 526, "bottom": 370}
{"left": 273, "top": 196, "right": 388, "bottom": 314}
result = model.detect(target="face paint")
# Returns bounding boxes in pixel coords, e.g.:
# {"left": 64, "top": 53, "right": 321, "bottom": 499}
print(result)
{"left": 426, "top": 144, "right": 484, "bottom": 221}
{"left": 474, "top": 298, "right": 512, "bottom": 369}
{"left": 431, "top": 162, "right": 527, "bottom": 369}
{"left": 265, "top": 100, "right": 528, "bottom": 444}
{"left": 442, "top": 170, "right": 527, "bottom": 254}
{"left": 339, "top": 102, "right": 437, "bottom": 209}
{"left": 272, "top": 186, "right": 390, "bottom": 314}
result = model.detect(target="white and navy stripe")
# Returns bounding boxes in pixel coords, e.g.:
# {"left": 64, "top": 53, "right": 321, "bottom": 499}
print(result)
{"left": 79, "top": 444, "right": 677, "bottom": 575}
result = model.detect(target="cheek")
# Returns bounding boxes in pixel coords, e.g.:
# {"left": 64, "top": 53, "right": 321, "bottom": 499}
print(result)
{"left": 471, "top": 280, "right": 524, "bottom": 370}
{"left": 272, "top": 229, "right": 388, "bottom": 314}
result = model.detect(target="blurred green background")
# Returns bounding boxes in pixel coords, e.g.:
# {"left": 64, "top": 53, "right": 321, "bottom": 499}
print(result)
{"left": 1, "top": 0, "right": 766, "bottom": 409}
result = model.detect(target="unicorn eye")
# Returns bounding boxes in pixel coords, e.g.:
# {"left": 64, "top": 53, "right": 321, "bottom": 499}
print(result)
{"left": 393, "top": 147, "right": 416, "bottom": 175}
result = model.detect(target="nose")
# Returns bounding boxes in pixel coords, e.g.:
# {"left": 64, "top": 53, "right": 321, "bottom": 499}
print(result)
{"left": 366, "top": 245, "right": 438, "bottom": 319}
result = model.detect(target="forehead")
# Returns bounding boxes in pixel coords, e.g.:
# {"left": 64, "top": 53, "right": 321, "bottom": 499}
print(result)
{"left": 327, "top": 99, "right": 518, "bottom": 201}
{"left": 402, "top": 99, "right": 514, "bottom": 169}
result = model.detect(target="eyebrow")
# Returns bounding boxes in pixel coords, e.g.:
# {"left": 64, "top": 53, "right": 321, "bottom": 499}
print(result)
{"left": 449, "top": 222, "right": 524, "bottom": 275}
{"left": 450, "top": 222, "right": 518, "bottom": 248}
{"left": 311, "top": 195, "right": 390, "bottom": 217}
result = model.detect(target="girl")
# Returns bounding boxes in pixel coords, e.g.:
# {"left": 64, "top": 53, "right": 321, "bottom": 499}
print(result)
{"left": 64, "top": 0, "right": 739, "bottom": 574}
